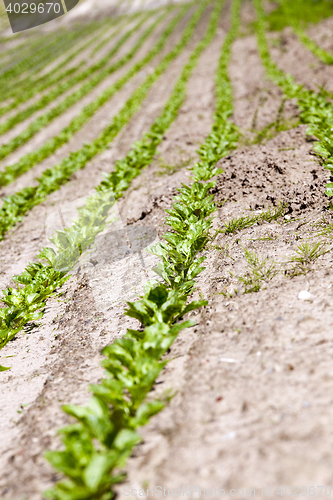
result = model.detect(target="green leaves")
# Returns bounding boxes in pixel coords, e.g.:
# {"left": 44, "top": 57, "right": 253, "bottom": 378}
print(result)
{"left": 0, "top": 260, "right": 69, "bottom": 350}
{"left": 125, "top": 285, "right": 204, "bottom": 326}
{"left": 0, "top": 13, "right": 160, "bottom": 165}
{"left": 0, "top": 20, "right": 113, "bottom": 119}
{"left": 0, "top": 1, "right": 210, "bottom": 354}
{"left": 254, "top": 0, "right": 333, "bottom": 196}
{"left": 280, "top": 0, "right": 333, "bottom": 65}
{"left": 191, "top": 0, "right": 241, "bottom": 182}
{"left": 45, "top": 310, "right": 196, "bottom": 499}
{"left": 0, "top": 1, "right": 242, "bottom": 498}
{"left": 44, "top": 0, "right": 241, "bottom": 498}
{"left": 42, "top": 1, "right": 243, "bottom": 498}
{"left": 0, "top": 3, "right": 201, "bottom": 240}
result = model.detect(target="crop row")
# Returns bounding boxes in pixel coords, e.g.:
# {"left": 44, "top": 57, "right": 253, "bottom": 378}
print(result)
{"left": 293, "top": 25, "right": 333, "bottom": 64}
{"left": 0, "top": 12, "right": 153, "bottom": 139}
{"left": 0, "top": 17, "right": 123, "bottom": 118}
{"left": 280, "top": 0, "right": 333, "bottom": 64}
{"left": 90, "top": 14, "right": 138, "bottom": 57}
{"left": 0, "top": 23, "right": 106, "bottom": 94}
{"left": 254, "top": 0, "right": 333, "bottom": 196}
{"left": 0, "top": 0, "right": 209, "bottom": 357}
{"left": 0, "top": 7, "right": 182, "bottom": 188}
{"left": 0, "top": 21, "right": 107, "bottom": 102}
{"left": 6, "top": 15, "right": 151, "bottom": 105}
{"left": 0, "top": 38, "right": 28, "bottom": 61}
{"left": 0, "top": 10, "right": 139, "bottom": 100}
{"left": 0, "top": 12, "right": 154, "bottom": 152}
{"left": 0, "top": 5, "right": 197, "bottom": 216}
{"left": 0, "top": 37, "right": 39, "bottom": 68}
{"left": 43, "top": 1, "right": 242, "bottom": 498}
{"left": 0, "top": 31, "right": 55, "bottom": 75}
{"left": 0, "top": 7, "right": 182, "bottom": 176}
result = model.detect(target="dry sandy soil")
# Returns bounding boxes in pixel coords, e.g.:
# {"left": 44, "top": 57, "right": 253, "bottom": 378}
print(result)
{"left": 1, "top": 0, "right": 333, "bottom": 499}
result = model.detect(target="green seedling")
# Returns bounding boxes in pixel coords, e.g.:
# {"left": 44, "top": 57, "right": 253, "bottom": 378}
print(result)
{"left": 157, "top": 157, "right": 193, "bottom": 176}
{"left": 286, "top": 241, "right": 330, "bottom": 275}
{"left": 251, "top": 95, "right": 268, "bottom": 130}
{"left": 223, "top": 214, "right": 259, "bottom": 233}
{"left": 292, "top": 241, "right": 329, "bottom": 263}
{"left": 252, "top": 116, "right": 300, "bottom": 144}
{"left": 312, "top": 214, "right": 333, "bottom": 236}
{"left": 214, "top": 290, "right": 237, "bottom": 298}
{"left": 219, "top": 203, "right": 287, "bottom": 234}
{"left": 215, "top": 198, "right": 228, "bottom": 208}
{"left": 211, "top": 243, "right": 236, "bottom": 261}
{"left": 238, "top": 248, "right": 277, "bottom": 293}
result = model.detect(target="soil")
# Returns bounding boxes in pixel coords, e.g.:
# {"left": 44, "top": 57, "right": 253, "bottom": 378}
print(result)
{"left": 1, "top": 1, "right": 333, "bottom": 499}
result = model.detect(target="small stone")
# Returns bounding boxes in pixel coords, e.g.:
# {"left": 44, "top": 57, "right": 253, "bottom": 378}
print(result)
{"left": 298, "top": 290, "right": 312, "bottom": 301}
{"left": 284, "top": 214, "right": 291, "bottom": 220}
{"left": 222, "top": 431, "right": 236, "bottom": 441}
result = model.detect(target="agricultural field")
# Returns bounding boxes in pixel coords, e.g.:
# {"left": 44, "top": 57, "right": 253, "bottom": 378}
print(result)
{"left": 1, "top": 0, "right": 333, "bottom": 498}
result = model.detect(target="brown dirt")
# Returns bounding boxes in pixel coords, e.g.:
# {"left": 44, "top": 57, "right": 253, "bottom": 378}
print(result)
{"left": 2, "top": 2, "right": 333, "bottom": 500}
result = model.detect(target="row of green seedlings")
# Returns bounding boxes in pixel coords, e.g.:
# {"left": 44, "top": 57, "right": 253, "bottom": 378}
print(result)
{"left": 0, "top": 14, "right": 131, "bottom": 117}
{"left": 0, "top": 1, "right": 206, "bottom": 238}
{"left": 0, "top": 30, "right": 61, "bottom": 77}
{"left": 90, "top": 14, "right": 138, "bottom": 57}
{"left": 0, "top": 49, "right": 85, "bottom": 109}
{"left": 0, "top": 36, "right": 42, "bottom": 68}
{"left": 0, "top": 16, "right": 133, "bottom": 102}
{"left": 0, "top": 0, "right": 217, "bottom": 361}
{"left": 278, "top": 0, "right": 333, "bottom": 65}
{"left": 0, "top": 22, "right": 106, "bottom": 94}
{"left": 0, "top": 18, "right": 114, "bottom": 81}
{"left": 293, "top": 26, "right": 333, "bottom": 65}
{"left": 44, "top": 1, "right": 241, "bottom": 498}
{"left": 0, "top": 11, "right": 157, "bottom": 151}
{"left": 0, "top": 36, "right": 30, "bottom": 62}
{"left": 0, "top": 5, "right": 184, "bottom": 180}
{"left": 0, "top": 18, "right": 117, "bottom": 102}
{"left": 1, "top": 8, "right": 173, "bottom": 109}
{"left": 0, "top": 12, "right": 158, "bottom": 108}
{"left": 0, "top": 10, "right": 157, "bottom": 138}
{"left": 254, "top": 0, "right": 333, "bottom": 197}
